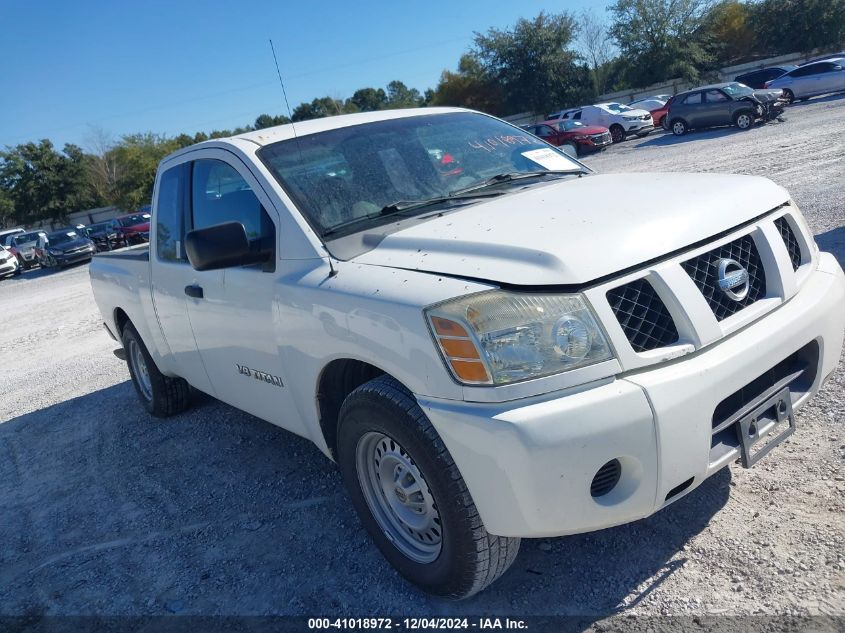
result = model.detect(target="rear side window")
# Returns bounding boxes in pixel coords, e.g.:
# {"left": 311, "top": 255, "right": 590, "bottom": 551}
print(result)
{"left": 156, "top": 166, "right": 185, "bottom": 263}
{"left": 683, "top": 93, "right": 702, "bottom": 104}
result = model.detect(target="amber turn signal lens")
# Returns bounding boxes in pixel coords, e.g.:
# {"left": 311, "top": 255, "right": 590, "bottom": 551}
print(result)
{"left": 449, "top": 359, "right": 490, "bottom": 383}
{"left": 439, "top": 338, "right": 480, "bottom": 359}
{"left": 431, "top": 316, "right": 469, "bottom": 338}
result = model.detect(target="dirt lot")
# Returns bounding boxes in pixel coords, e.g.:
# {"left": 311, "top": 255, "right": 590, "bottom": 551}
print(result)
{"left": 1, "top": 95, "right": 843, "bottom": 624}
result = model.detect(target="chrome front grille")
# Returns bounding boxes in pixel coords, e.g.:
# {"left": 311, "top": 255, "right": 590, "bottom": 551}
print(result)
{"left": 681, "top": 234, "right": 766, "bottom": 321}
{"left": 590, "top": 132, "right": 611, "bottom": 145}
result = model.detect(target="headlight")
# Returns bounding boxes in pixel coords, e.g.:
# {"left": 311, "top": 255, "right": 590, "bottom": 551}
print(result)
{"left": 48, "top": 248, "right": 62, "bottom": 255}
{"left": 623, "top": 115, "right": 637, "bottom": 121}
{"left": 425, "top": 291, "right": 613, "bottom": 385}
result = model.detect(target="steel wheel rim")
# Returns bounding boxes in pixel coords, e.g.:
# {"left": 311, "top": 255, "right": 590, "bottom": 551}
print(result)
{"left": 129, "top": 339, "right": 153, "bottom": 401}
{"left": 673, "top": 121, "right": 685, "bottom": 135}
{"left": 356, "top": 431, "right": 442, "bottom": 564}
{"left": 737, "top": 114, "right": 751, "bottom": 128}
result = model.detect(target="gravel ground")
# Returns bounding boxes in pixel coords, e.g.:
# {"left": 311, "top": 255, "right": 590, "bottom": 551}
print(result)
{"left": 0, "top": 95, "right": 843, "bottom": 627}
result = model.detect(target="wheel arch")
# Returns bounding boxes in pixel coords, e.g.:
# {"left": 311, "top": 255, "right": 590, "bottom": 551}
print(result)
{"left": 316, "top": 358, "right": 392, "bottom": 459}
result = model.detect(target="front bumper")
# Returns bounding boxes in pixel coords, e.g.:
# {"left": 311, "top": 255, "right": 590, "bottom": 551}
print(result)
{"left": 419, "top": 253, "right": 845, "bottom": 538}
{"left": 0, "top": 257, "right": 19, "bottom": 276}
{"left": 53, "top": 249, "right": 94, "bottom": 265}
{"left": 625, "top": 121, "right": 653, "bottom": 134}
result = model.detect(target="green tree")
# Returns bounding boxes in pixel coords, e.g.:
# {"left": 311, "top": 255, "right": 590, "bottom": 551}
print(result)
{"left": 431, "top": 53, "right": 504, "bottom": 114}
{"left": 705, "top": 0, "right": 755, "bottom": 64}
{"left": 609, "top": 0, "right": 715, "bottom": 86}
{"left": 110, "top": 133, "right": 177, "bottom": 211}
{"left": 291, "top": 96, "right": 345, "bottom": 122}
{"left": 748, "top": 0, "right": 845, "bottom": 55}
{"left": 0, "top": 140, "right": 100, "bottom": 224}
{"left": 385, "top": 80, "right": 425, "bottom": 108}
{"left": 254, "top": 113, "right": 291, "bottom": 129}
{"left": 472, "top": 11, "right": 592, "bottom": 115}
{"left": 350, "top": 87, "right": 388, "bottom": 112}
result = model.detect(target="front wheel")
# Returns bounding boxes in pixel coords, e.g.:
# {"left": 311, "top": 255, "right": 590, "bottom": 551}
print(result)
{"left": 734, "top": 111, "right": 753, "bottom": 130}
{"left": 782, "top": 89, "right": 794, "bottom": 104}
{"left": 121, "top": 322, "right": 192, "bottom": 417}
{"left": 337, "top": 375, "right": 520, "bottom": 599}
{"left": 609, "top": 124, "right": 625, "bottom": 143}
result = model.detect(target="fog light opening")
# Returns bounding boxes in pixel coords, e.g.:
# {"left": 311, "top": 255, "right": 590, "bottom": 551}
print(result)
{"left": 590, "top": 459, "right": 622, "bottom": 498}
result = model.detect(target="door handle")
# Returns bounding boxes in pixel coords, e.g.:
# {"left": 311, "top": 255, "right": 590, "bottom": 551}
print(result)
{"left": 185, "top": 284, "right": 204, "bottom": 299}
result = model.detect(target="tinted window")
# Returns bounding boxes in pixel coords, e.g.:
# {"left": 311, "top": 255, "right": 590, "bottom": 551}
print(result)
{"left": 192, "top": 160, "right": 267, "bottom": 240}
{"left": 791, "top": 64, "right": 819, "bottom": 77}
{"left": 156, "top": 166, "right": 184, "bottom": 262}
{"left": 705, "top": 89, "right": 729, "bottom": 102}
{"left": 683, "top": 92, "right": 702, "bottom": 104}
{"left": 534, "top": 125, "right": 556, "bottom": 138}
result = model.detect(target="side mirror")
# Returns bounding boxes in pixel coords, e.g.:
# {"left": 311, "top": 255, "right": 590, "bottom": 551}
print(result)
{"left": 185, "top": 221, "right": 271, "bottom": 271}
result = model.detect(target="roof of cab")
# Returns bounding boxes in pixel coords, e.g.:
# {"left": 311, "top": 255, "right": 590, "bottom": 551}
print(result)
{"left": 160, "top": 106, "right": 472, "bottom": 164}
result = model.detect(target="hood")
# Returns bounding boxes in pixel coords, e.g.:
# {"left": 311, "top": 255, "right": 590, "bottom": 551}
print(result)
{"left": 571, "top": 125, "right": 608, "bottom": 135}
{"left": 351, "top": 173, "right": 789, "bottom": 286}
{"left": 51, "top": 237, "right": 91, "bottom": 253}
{"left": 622, "top": 108, "right": 651, "bottom": 118}
{"left": 751, "top": 89, "right": 783, "bottom": 102}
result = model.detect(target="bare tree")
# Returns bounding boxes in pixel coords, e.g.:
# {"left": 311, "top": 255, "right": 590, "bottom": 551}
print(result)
{"left": 85, "top": 125, "right": 120, "bottom": 206}
{"left": 578, "top": 9, "right": 616, "bottom": 95}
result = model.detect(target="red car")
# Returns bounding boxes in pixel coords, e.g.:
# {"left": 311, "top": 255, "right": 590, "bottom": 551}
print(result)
{"left": 523, "top": 120, "right": 612, "bottom": 156}
{"left": 629, "top": 95, "right": 673, "bottom": 129}
{"left": 114, "top": 212, "right": 151, "bottom": 244}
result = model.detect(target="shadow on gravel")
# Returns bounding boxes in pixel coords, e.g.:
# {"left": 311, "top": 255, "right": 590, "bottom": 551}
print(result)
{"left": 635, "top": 123, "right": 783, "bottom": 148}
{"left": 785, "top": 91, "right": 845, "bottom": 108}
{"left": 0, "top": 382, "right": 730, "bottom": 618}
{"left": 816, "top": 227, "right": 845, "bottom": 269}
{"left": 3, "top": 260, "right": 90, "bottom": 283}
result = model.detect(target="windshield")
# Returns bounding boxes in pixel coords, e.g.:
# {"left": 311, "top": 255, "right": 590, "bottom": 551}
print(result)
{"left": 604, "top": 103, "right": 632, "bottom": 113}
{"left": 258, "top": 112, "right": 583, "bottom": 238}
{"left": 47, "top": 231, "right": 78, "bottom": 245}
{"left": 14, "top": 232, "right": 41, "bottom": 245}
{"left": 722, "top": 83, "right": 754, "bottom": 97}
{"left": 119, "top": 214, "right": 150, "bottom": 226}
{"left": 559, "top": 121, "right": 587, "bottom": 131}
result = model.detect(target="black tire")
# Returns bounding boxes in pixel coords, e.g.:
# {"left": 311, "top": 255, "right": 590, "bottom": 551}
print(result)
{"left": 671, "top": 118, "right": 688, "bottom": 136}
{"left": 734, "top": 110, "right": 754, "bottom": 130}
{"left": 782, "top": 89, "right": 794, "bottom": 104}
{"left": 121, "top": 322, "right": 191, "bottom": 417}
{"left": 609, "top": 124, "right": 625, "bottom": 143}
{"left": 337, "top": 375, "right": 520, "bottom": 599}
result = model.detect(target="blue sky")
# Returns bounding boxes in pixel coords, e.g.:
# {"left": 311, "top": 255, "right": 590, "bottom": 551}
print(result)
{"left": 0, "top": 0, "right": 611, "bottom": 150}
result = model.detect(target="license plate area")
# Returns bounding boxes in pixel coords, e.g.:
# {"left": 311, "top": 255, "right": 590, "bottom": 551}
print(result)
{"left": 736, "top": 387, "right": 795, "bottom": 468}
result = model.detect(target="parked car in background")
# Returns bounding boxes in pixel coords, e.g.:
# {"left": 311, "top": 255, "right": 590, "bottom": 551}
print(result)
{"left": 734, "top": 65, "right": 797, "bottom": 89}
{"left": 522, "top": 120, "right": 611, "bottom": 156}
{"left": 800, "top": 51, "right": 845, "bottom": 65}
{"left": 114, "top": 213, "right": 151, "bottom": 245}
{"left": 629, "top": 96, "right": 672, "bottom": 129}
{"left": 80, "top": 221, "right": 120, "bottom": 251}
{"left": 0, "top": 228, "right": 25, "bottom": 247}
{"left": 36, "top": 229, "right": 96, "bottom": 269}
{"left": 9, "top": 230, "right": 46, "bottom": 269}
{"left": 548, "top": 103, "right": 653, "bottom": 143}
{"left": 666, "top": 82, "right": 786, "bottom": 135}
{"left": 765, "top": 58, "right": 845, "bottom": 103}
{"left": 0, "top": 244, "right": 21, "bottom": 278}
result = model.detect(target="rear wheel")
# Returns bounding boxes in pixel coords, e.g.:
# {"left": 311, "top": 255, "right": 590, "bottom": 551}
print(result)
{"left": 734, "top": 111, "right": 753, "bottom": 130}
{"left": 337, "top": 375, "right": 520, "bottom": 599}
{"left": 671, "top": 119, "right": 688, "bottom": 136}
{"left": 609, "top": 124, "right": 625, "bottom": 143}
{"left": 121, "top": 322, "right": 191, "bottom": 417}
{"left": 782, "top": 89, "right": 794, "bottom": 104}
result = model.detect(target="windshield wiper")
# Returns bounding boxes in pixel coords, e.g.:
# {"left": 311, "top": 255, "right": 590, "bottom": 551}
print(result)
{"left": 379, "top": 190, "right": 505, "bottom": 216}
{"left": 449, "top": 170, "right": 581, "bottom": 195}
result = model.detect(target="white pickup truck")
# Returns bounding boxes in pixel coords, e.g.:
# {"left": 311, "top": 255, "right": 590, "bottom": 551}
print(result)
{"left": 90, "top": 108, "right": 845, "bottom": 598}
